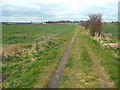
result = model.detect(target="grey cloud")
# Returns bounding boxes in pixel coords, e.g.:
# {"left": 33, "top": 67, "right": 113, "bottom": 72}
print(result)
{"left": 1, "top": 0, "right": 118, "bottom": 22}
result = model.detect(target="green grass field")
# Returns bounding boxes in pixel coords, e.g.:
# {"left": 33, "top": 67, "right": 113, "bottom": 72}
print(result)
{"left": 60, "top": 28, "right": 101, "bottom": 88}
{"left": 2, "top": 24, "right": 76, "bottom": 88}
{"left": 2, "top": 24, "right": 75, "bottom": 44}
{"left": 60, "top": 27, "right": 118, "bottom": 88}
{"left": 102, "top": 23, "right": 118, "bottom": 37}
{"left": 2, "top": 24, "right": 118, "bottom": 88}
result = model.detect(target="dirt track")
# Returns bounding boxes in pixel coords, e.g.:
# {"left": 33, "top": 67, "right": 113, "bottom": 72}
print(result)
{"left": 87, "top": 46, "right": 113, "bottom": 88}
{"left": 46, "top": 29, "right": 78, "bottom": 88}
{"left": 46, "top": 27, "right": 115, "bottom": 88}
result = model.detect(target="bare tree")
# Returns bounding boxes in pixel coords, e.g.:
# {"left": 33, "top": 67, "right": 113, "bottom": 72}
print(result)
{"left": 79, "top": 20, "right": 90, "bottom": 30}
{"left": 84, "top": 20, "right": 90, "bottom": 30}
{"left": 89, "top": 14, "right": 102, "bottom": 36}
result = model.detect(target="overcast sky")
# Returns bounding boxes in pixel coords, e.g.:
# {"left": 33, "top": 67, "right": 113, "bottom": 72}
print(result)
{"left": 1, "top": 0, "right": 119, "bottom": 22}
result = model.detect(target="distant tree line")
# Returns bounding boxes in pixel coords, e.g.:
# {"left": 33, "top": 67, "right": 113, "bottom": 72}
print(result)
{"left": 2, "top": 20, "right": 81, "bottom": 25}
{"left": 44, "top": 20, "right": 80, "bottom": 23}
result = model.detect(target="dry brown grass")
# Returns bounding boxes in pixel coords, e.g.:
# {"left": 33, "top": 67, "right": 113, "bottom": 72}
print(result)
{"left": 2, "top": 44, "right": 25, "bottom": 57}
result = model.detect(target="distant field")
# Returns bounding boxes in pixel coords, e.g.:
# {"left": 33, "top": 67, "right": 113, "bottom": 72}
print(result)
{"left": 2, "top": 24, "right": 75, "bottom": 44}
{"left": 102, "top": 23, "right": 118, "bottom": 37}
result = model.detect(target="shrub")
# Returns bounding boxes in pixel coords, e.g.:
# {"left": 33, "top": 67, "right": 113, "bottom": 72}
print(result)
{"left": 89, "top": 14, "right": 102, "bottom": 36}
{"left": 80, "top": 14, "right": 102, "bottom": 37}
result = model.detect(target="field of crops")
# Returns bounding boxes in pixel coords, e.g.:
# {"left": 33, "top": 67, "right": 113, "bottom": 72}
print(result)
{"left": 2, "top": 24, "right": 76, "bottom": 88}
{"left": 102, "top": 23, "right": 118, "bottom": 37}
{"left": 2, "top": 24, "right": 75, "bottom": 44}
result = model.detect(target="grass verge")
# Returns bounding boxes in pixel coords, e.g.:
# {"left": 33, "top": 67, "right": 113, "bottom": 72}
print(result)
{"left": 60, "top": 27, "right": 101, "bottom": 88}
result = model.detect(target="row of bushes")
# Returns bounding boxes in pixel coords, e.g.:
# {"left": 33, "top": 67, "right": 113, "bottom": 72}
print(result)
{"left": 80, "top": 14, "right": 102, "bottom": 37}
